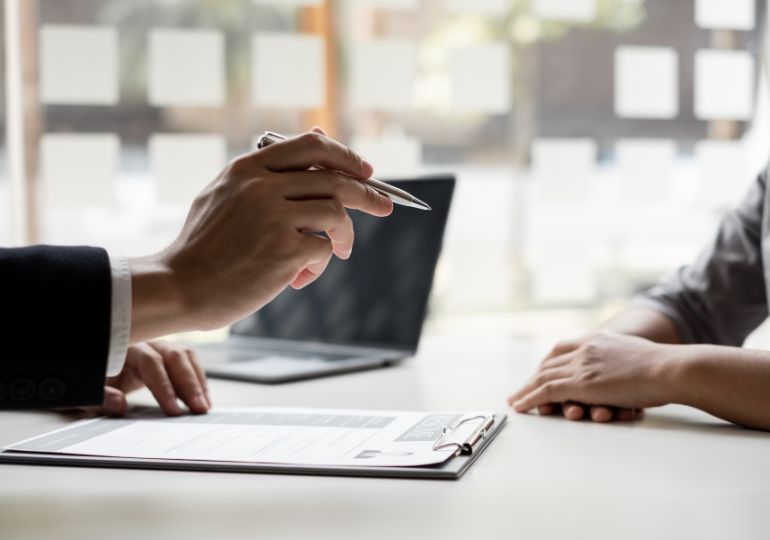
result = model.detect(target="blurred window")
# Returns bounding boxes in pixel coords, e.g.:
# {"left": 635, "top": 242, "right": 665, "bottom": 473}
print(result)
{"left": 5, "top": 0, "right": 766, "bottom": 333}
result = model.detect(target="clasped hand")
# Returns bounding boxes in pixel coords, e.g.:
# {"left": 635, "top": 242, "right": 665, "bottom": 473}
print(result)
{"left": 508, "top": 332, "right": 677, "bottom": 422}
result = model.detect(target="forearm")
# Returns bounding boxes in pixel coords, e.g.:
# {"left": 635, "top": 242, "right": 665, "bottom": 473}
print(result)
{"left": 664, "top": 345, "right": 770, "bottom": 431}
{"left": 600, "top": 307, "right": 682, "bottom": 345}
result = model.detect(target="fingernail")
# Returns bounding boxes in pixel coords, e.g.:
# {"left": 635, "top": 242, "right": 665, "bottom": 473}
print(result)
{"left": 362, "top": 160, "right": 373, "bottom": 174}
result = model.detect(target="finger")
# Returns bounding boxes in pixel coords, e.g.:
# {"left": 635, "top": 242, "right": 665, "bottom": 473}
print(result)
{"left": 311, "top": 126, "right": 327, "bottom": 135}
{"left": 101, "top": 386, "right": 127, "bottom": 417}
{"left": 136, "top": 349, "right": 183, "bottom": 416}
{"left": 288, "top": 199, "right": 353, "bottom": 259}
{"left": 186, "top": 348, "right": 211, "bottom": 408}
{"left": 257, "top": 131, "right": 373, "bottom": 179}
{"left": 543, "top": 338, "right": 583, "bottom": 363}
{"left": 281, "top": 169, "right": 393, "bottom": 217}
{"left": 615, "top": 408, "right": 637, "bottom": 422}
{"left": 290, "top": 234, "right": 334, "bottom": 289}
{"left": 513, "top": 379, "right": 571, "bottom": 413}
{"left": 154, "top": 345, "right": 209, "bottom": 414}
{"left": 563, "top": 402, "right": 586, "bottom": 421}
{"left": 540, "top": 353, "right": 575, "bottom": 371}
{"left": 537, "top": 403, "right": 559, "bottom": 416}
{"left": 508, "top": 359, "right": 576, "bottom": 404}
{"left": 590, "top": 405, "right": 615, "bottom": 423}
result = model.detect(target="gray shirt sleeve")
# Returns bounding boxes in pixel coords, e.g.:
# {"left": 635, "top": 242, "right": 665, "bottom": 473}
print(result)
{"left": 632, "top": 168, "right": 769, "bottom": 346}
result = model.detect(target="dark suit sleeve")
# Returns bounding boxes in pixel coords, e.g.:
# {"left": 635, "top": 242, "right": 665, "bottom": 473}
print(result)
{"left": 0, "top": 245, "right": 112, "bottom": 409}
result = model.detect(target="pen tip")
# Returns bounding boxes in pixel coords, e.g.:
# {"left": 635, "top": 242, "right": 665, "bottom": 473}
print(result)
{"left": 412, "top": 197, "right": 431, "bottom": 211}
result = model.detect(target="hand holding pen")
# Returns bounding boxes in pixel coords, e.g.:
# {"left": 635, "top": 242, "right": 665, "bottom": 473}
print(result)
{"left": 257, "top": 130, "right": 432, "bottom": 211}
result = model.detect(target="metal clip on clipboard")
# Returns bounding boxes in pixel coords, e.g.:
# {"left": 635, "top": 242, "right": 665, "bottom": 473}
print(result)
{"left": 432, "top": 415, "right": 496, "bottom": 456}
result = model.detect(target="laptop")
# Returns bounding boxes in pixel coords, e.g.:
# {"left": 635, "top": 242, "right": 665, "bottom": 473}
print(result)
{"left": 197, "top": 175, "right": 455, "bottom": 384}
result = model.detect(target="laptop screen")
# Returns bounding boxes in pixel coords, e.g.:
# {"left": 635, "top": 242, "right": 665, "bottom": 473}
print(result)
{"left": 231, "top": 175, "right": 455, "bottom": 351}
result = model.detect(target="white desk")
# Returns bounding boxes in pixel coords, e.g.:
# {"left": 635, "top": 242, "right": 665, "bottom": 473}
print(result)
{"left": 1, "top": 336, "right": 769, "bottom": 540}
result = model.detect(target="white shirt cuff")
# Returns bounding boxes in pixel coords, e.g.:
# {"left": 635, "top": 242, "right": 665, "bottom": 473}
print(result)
{"left": 106, "top": 254, "right": 132, "bottom": 377}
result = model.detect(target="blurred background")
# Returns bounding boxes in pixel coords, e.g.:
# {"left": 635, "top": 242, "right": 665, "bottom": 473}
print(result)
{"left": 1, "top": 0, "right": 768, "bottom": 346}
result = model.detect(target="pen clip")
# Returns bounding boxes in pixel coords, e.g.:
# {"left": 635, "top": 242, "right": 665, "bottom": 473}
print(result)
{"left": 432, "top": 415, "right": 495, "bottom": 456}
{"left": 256, "top": 131, "right": 287, "bottom": 149}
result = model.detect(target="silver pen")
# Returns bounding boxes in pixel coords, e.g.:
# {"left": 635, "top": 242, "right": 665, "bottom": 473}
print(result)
{"left": 256, "top": 131, "right": 432, "bottom": 211}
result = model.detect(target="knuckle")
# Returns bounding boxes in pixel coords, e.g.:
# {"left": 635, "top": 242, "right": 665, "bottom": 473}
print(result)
{"left": 577, "top": 368, "right": 599, "bottom": 384}
{"left": 541, "top": 382, "right": 556, "bottom": 397}
{"left": 167, "top": 349, "right": 185, "bottom": 363}
{"left": 144, "top": 351, "right": 163, "bottom": 367}
{"left": 328, "top": 198, "right": 345, "bottom": 217}
{"left": 227, "top": 155, "right": 254, "bottom": 177}
{"left": 301, "top": 131, "right": 326, "bottom": 150}
{"left": 326, "top": 172, "right": 347, "bottom": 193}
{"left": 533, "top": 372, "right": 548, "bottom": 387}
{"left": 579, "top": 338, "right": 599, "bottom": 355}
{"left": 346, "top": 146, "right": 363, "bottom": 168}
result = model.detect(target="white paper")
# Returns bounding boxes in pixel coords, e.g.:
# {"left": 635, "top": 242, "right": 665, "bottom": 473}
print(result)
{"left": 150, "top": 134, "right": 227, "bottom": 205}
{"left": 40, "top": 133, "right": 119, "bottom": 209}
{"left": 694, "top": 50, "right": 754, "bottom": 121}
{"left": 447, "top": 0, "right": 508, "bottom": 16}
{"left": 614, "top": 46, "right": 678, "bottom": 119}
{"left": 148, "top": 29, "right": 225, "bottom": 107}
{"left": 6, "top": 408, "right": 495, "bottom": 468}
{"left": 614, "top": 139, "right": 676, "bottom": 204}
{"left": 532, "top": 0, "right": 596, "bottom": 22}
{"left": 449, "top": 43, "right": 511, "bottom": 114}
{"left": 40, "top": 25, "right": 118, "bottom": 105}
{"left": 350, "top": 39, "right": 416, "bottom": 111}
{"left": 252, "top": 33, "right": 325, "bottom": 108}
{"left": 350, "top": 134, "right": 422, "bottom": 177}
{"left": 530, "top": 138, "right": 597, "bottom": 202}
{"left": 695, "top": 0, "right": 755, "bottom": 30}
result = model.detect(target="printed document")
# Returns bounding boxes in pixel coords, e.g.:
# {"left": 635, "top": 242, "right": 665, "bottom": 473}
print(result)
{"left": 5, "top": 408, "right": 495, "bottom": 468}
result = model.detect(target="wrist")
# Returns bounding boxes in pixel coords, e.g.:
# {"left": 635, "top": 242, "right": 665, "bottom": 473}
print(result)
{"left": 654, "top": 344, "right": 708, "bottom": 407}
{"left": 129, "top": 254, "right": 199, "bottom": 342}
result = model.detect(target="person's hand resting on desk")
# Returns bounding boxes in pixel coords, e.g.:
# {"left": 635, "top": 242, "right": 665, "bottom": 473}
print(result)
{"left": 508, "top": 308, "right": 770, "bottom": 431}
{"left": 508, "top": 329, "right": 669, "bottom": 423}
{"left": 506, "top": 164, "right": 770, "bottom": 432}
{"left": 100, "top": 341, "right": 209, "bottom": 417}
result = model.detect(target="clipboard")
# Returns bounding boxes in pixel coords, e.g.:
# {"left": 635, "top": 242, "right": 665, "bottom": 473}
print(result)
{"left": 0, "top": 413, "right": 506, "bottom": 481}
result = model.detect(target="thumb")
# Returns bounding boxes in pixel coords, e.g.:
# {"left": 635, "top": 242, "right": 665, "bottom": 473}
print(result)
{"left": 101, "top": 386, "right": 128, "bottom": 417}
